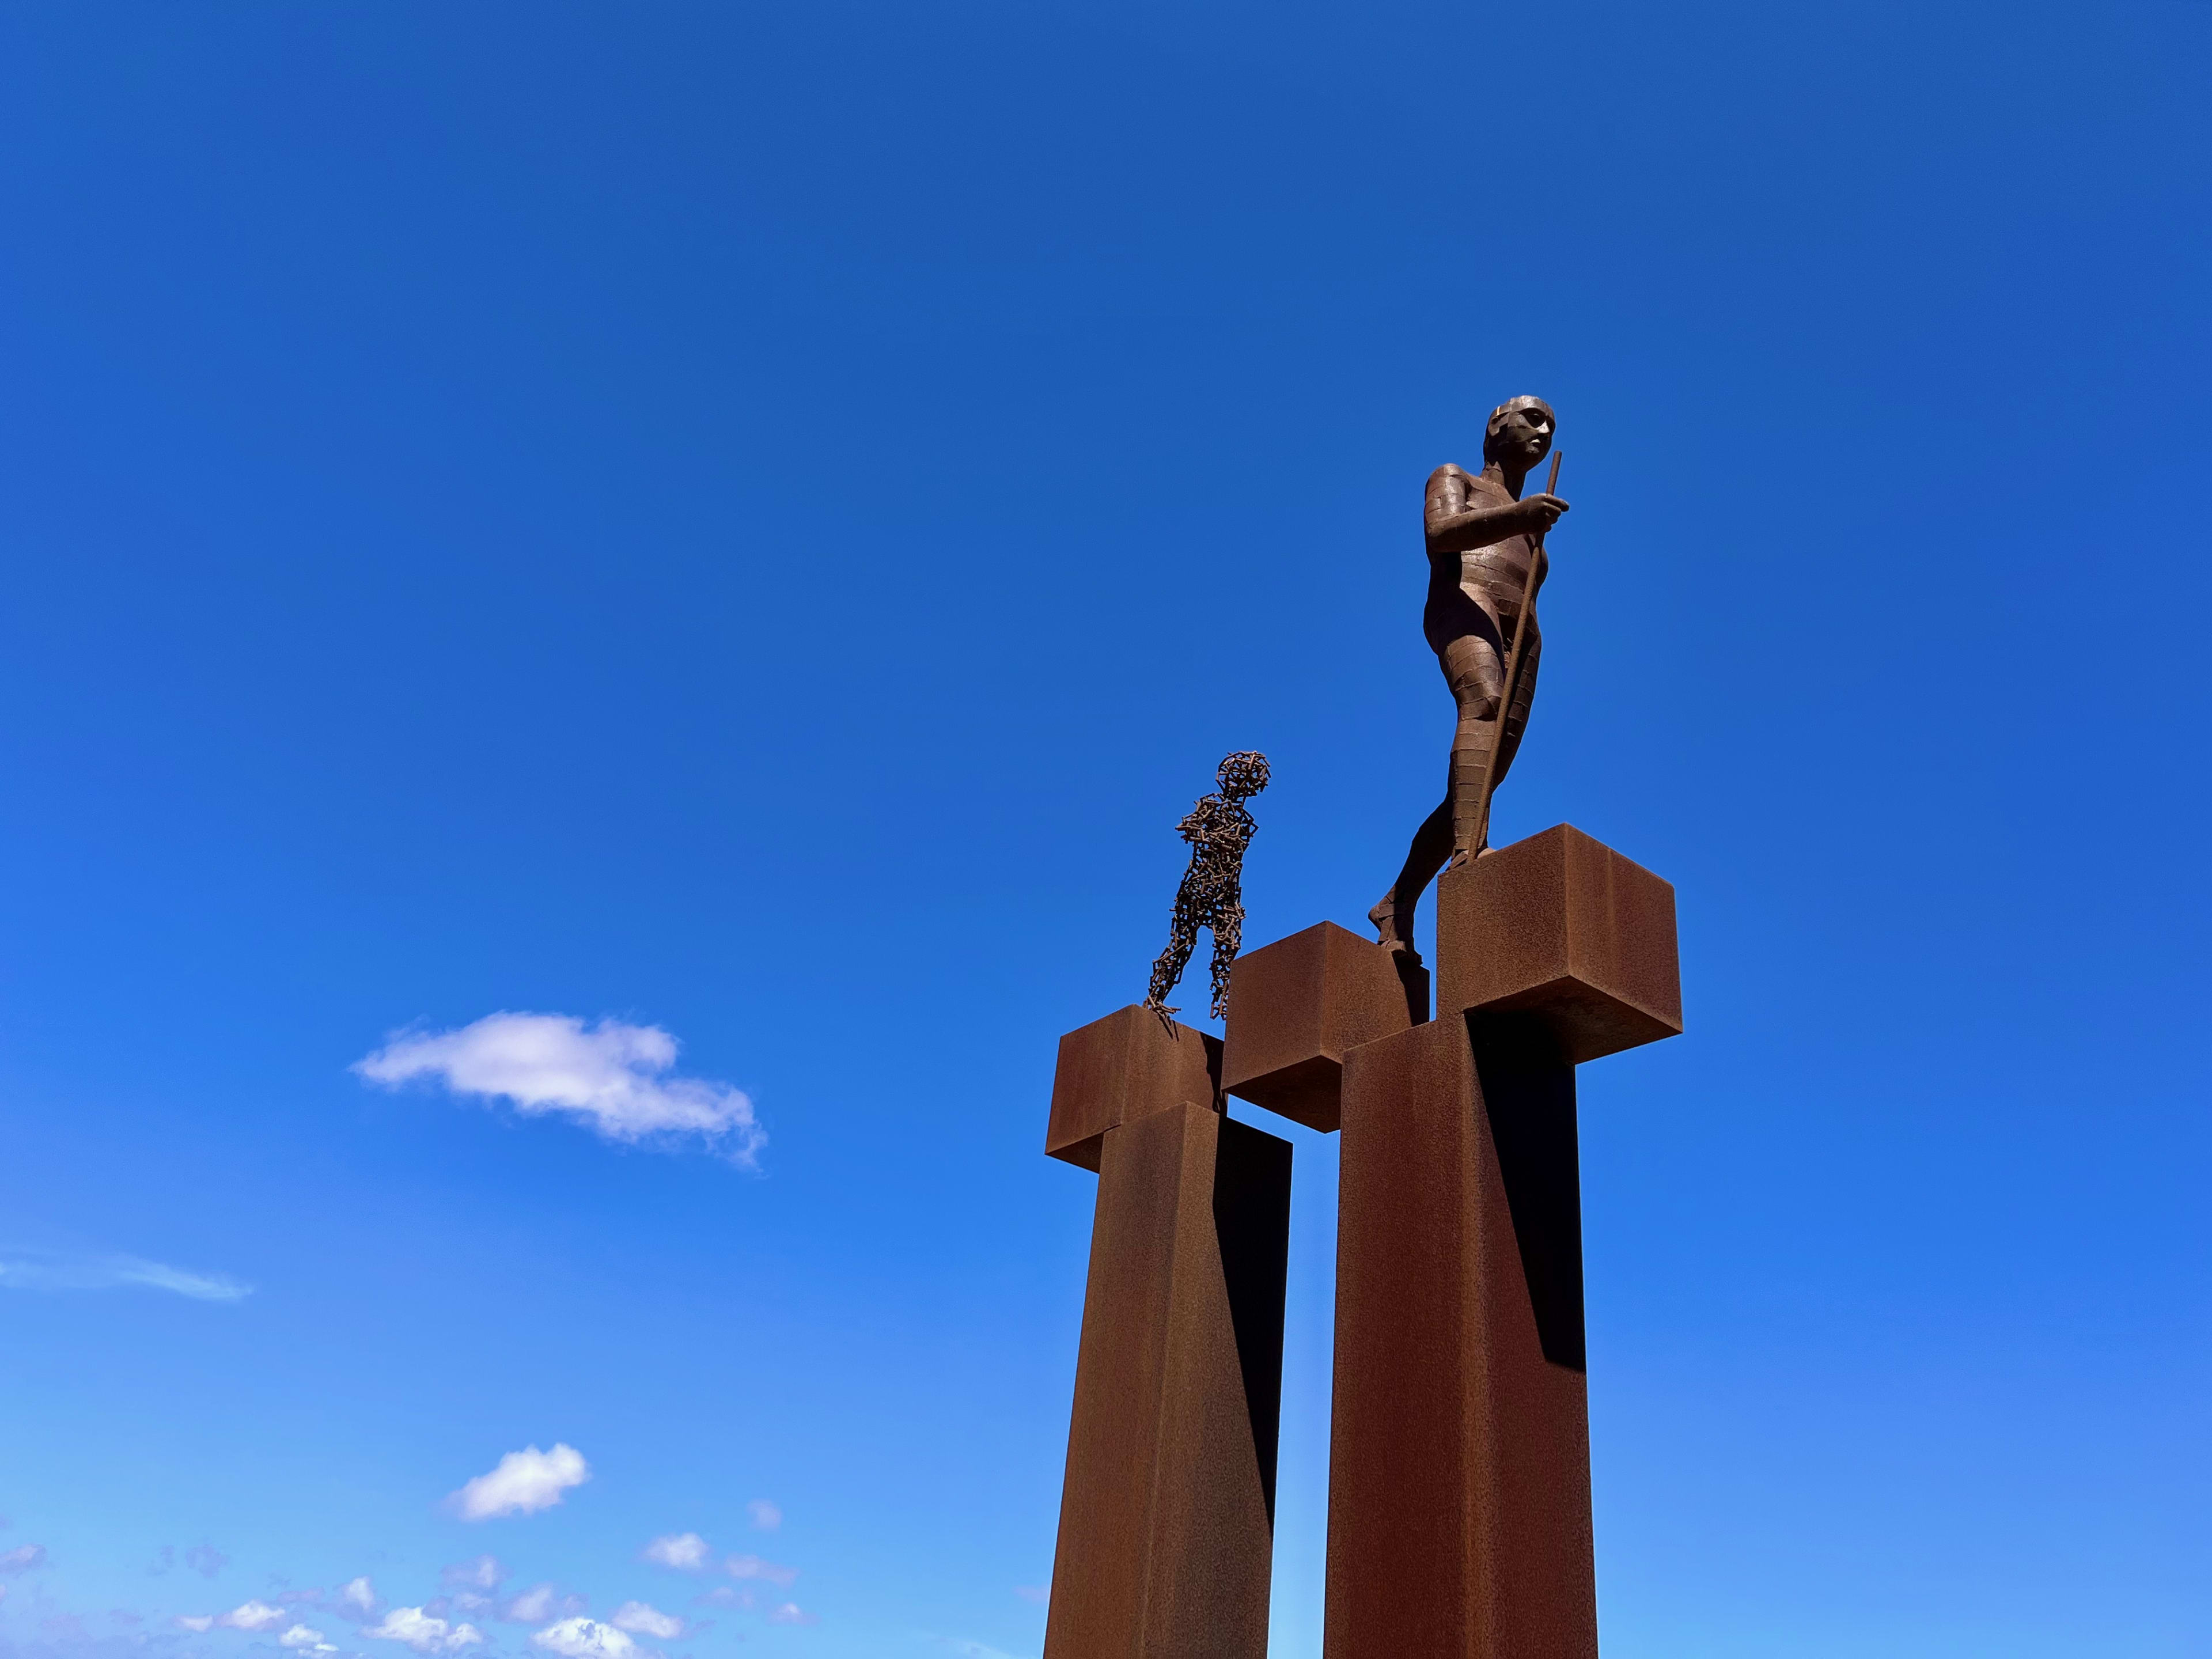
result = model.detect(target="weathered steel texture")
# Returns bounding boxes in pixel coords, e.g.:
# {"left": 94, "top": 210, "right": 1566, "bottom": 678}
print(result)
{"left": 1043, "top": 1102, "right": 1291, "bottom": 1659}
{"left": 1437, "top": 823, "right": 1683, "bottom": 1064}
{"left": 1327, "top": 824, "right": 1681, "bottom": 1659}
{"left": 1046, "top": 1005, "right": 1222, "bottom": 1171}
{"left": 1324, "top": 1014, "right": 1597, "bottom": 1659}
{"left": 1220, "top": 922, "right": 1426, "bottom": 1133}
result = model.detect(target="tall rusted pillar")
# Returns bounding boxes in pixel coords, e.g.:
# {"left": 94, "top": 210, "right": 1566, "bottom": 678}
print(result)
{"left": 1041, "top": 1006, "right": 1292, "bottom": 1659}
{"left": 1324, "top": 825, "right": 1682, "bottom": 1659}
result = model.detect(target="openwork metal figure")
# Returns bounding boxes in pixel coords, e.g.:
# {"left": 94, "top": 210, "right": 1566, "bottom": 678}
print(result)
{"left": 1144, "top": 751, "right": 1271, "bottom": 1022}
{"left": 1369, "top": 396, "right": 1570, "bottom": 963}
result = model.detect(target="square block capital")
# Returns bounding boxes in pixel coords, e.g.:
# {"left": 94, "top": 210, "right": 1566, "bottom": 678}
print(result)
{"left": 1436, "top": 824, "right": 1683, "bottom": 1063}
{"left": 1221, "top": 922, "right": 1424, "bottom": 1134}
{"left": 1047, "top": 1005, "right": 1223, "bottom": 1170}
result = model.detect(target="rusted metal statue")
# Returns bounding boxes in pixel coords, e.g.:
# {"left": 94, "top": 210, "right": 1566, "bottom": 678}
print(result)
{"left": 1369, "top": 396, "right": 1570, "bottom": 963}
{"left": 1145, "top": 751, "right": 1271, "bottom": 1022}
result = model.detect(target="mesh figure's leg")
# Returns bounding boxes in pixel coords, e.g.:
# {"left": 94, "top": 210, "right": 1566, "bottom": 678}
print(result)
{"left": 1146, "top": 887, "right": 1203, "bottom": 1012}
{"left": 1206, "top": 901, "right": 1245, "bottom": 1020}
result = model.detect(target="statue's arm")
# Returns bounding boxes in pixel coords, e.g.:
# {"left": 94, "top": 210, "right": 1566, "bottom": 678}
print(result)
{"left": 1424, "top": 465, "right": 1568, "bottom": 556}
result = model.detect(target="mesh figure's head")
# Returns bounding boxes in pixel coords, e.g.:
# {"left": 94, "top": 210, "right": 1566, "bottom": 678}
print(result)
{"left": 1215, "top": 751, "right": 1270, "bottom": 803}
{"left": 1482, "top": 395, "right": 1556, "bottom": 474}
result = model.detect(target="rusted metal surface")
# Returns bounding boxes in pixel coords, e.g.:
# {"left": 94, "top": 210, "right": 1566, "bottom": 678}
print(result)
{"left": 1435, "top": 824, "right": 1683, "bottom": 1062}
{"left": 1042, "top": 1102, "right": 1290, "bottom": 1659}
{"left": 1220, "top": 922, "right": 1424, "bottom": 1134}
{"left": 1046, "top": 1005, "right": 1222, "bottom": 1171}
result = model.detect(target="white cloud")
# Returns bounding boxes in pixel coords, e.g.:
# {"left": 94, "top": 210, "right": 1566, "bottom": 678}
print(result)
{"left": 175, "top": 1617, "right": 215, "bottom": 1633}
{"left": 608, "top": 1604, "right": 683, "bottom": 1641}
{"left": 336, "top": 1578, "right": 381, "bottom": 1619}
{"left": 639, "top": 1535, "right": 709, "bottom": 1572}
{"left": 745, "top": 1501, "right": 781, "bottom": 1533}
{"left": 723, "top": 1556, "right": 796, "bottom": 1588}
{"left": 219, "top": 1601, "right": 286, "bottom": 1631}
{"left": 0, "top": 1248, "right": 249, "bottom": 1302}
{"left": 366, "top": 1608, "right": 484, "bottom": 1654}
{"left": 280, "top": 1625, "right": 336, "bottom": 1653}
{"left": 766, "top": 1604, "right": 815, "bottom": 1627}
{"left": 530, "top": 1619, "right": 635, "bottom": 1659}
{"left": 354, "top": 1014, "right": 763, "bottom": 1164}
{"left": 448, "top": 1445, "right": 589, "bottom": 1521}
{"left": 0, "top": 1545, "right": 48, "bottom": 1574}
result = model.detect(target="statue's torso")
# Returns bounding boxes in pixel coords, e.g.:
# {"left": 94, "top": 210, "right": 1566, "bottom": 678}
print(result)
{"left": 1423, "top": 465, "right": 1544, "bottom": 653}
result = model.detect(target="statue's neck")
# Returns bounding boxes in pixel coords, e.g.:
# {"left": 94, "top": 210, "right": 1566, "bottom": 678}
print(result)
{"left": 1481, "top": 460, "right": 1527, "bottom": 501}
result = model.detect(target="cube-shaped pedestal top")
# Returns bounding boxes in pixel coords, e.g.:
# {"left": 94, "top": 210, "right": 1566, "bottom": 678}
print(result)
{"left": 1435, "top": 824, "right": 1682, "bottom": 1064}
{"left": 1221, "top": 922, "right": 1425, "bottom": 1134}
{"left": 1046, "top": 1004, "right": 1223, "bottom": 1171}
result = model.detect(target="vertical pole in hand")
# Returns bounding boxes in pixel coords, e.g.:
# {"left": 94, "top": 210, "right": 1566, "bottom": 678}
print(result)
{"left": 1468, "top": 451, "right": 1561, "bottom": 858}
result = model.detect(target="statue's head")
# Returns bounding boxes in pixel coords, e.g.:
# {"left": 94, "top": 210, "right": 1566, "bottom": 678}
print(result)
{"left": 1215, "top": 751, "right": 1271, "bottom": 803}
{"left": 1482, "top": 396, "right": 1555, "bottom": 474}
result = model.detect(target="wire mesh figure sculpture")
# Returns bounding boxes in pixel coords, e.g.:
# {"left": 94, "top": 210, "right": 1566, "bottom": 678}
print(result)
{"left": 1144, "top": 751, "right": 1271, "bottom": 1024}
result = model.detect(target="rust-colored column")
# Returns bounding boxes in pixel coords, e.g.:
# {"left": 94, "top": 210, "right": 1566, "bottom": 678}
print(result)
{"left": 1042, "top": 1009, "right": 1292, "bottom": 1659}
{"left": 1324, "top": 825, "right": 1681, "bottom": 1659}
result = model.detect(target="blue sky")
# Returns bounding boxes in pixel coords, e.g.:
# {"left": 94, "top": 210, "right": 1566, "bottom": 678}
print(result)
{"left": 1, "top": 3, "right": 2208, "bottom": 1657}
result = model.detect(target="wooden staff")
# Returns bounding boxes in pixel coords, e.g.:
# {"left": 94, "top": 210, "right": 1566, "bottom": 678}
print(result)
{"left": 1467, "top": 450, "right": 1561, "bottom": 857}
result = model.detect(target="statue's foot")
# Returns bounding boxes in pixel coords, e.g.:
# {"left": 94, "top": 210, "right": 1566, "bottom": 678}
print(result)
{"left": 1368, "top": 896, "right": 1423, "bottom": 966}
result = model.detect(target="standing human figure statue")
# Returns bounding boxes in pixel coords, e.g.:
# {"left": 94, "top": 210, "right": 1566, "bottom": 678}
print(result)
{"left": 1369, "top": 396, "right": 1570, "bottom": 963}
{"left": 1145, "top": 751, "right": 1271, "bottom": 1022}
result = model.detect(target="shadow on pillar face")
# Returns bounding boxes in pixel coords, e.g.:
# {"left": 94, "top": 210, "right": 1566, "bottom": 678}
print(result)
{"left": 1214, "top": 1116, "right": 1291, "bottom": 1524}
{"left": 1468, "top": 1013, "right": 1586, "bottom": 1374}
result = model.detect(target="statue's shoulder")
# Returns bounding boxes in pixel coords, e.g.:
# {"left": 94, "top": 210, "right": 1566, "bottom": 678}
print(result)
{"left": 1426, "top": 463, "right": 1471, "bottom": 509}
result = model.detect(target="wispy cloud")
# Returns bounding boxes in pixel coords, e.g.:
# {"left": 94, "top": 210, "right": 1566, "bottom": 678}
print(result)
{"left": 0, "top": 1249, "right": 249, "bottom": 1302}
{"left": 448, "top": 1445, "right": 589, "bottom": 1521}
{"left": 745, "top": 1501, "right": 781, "bottom": 1533}
{"left": 281, "top": 1624, "right": 337, "bottom": 1653}
{"left": 765, "top": 1603, "right": 815, "bottom": 1627}
{"left": 723, "top": 1556, "right": 796, "bottom": 1589}
{"left": 639, "top": 1534, "right": 709, "bottom": 1571}
{"left": 354, "top": 1013, "right": 763, "bottom": 1165}
{"left": 0, "top": 1546, "right": 50, "bottom": 1575}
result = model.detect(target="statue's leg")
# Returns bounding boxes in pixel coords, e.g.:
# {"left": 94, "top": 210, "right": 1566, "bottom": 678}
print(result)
{"left": 1441, "top": 628, "right": 1508, "bottom": 864}
{"left": 1369, "top": 793, "right": 1451, "bottom": 961}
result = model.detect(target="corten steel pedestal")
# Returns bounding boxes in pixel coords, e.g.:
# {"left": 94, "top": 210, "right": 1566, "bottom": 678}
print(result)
{"left": 1324, "top": 825, "right": 1680, "bottom": 1659}
{"left": 1042, "top": 1006, "right": 1293, "bottom": 1659}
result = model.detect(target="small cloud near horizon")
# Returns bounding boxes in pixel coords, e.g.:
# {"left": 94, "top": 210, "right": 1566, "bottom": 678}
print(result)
{"left": 448, "top": 1446, "right": 589, "bottom": 1522}
{"left": 745, "top": 1501, "right": 781, "bottom": 1533}
{"left": 366, "top": 1607, "right": 483, "bottom": 1654}
{"left": 530, "top": 1618, "right": 634, "bottom": 1659}
{"left": 354, "top": 1013, "right": 763, "bottom": 1165}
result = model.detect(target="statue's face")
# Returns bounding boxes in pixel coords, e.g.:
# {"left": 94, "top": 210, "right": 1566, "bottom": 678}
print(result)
{"left": 1485, "top": 399, "right": 1555, "bottom": 472}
